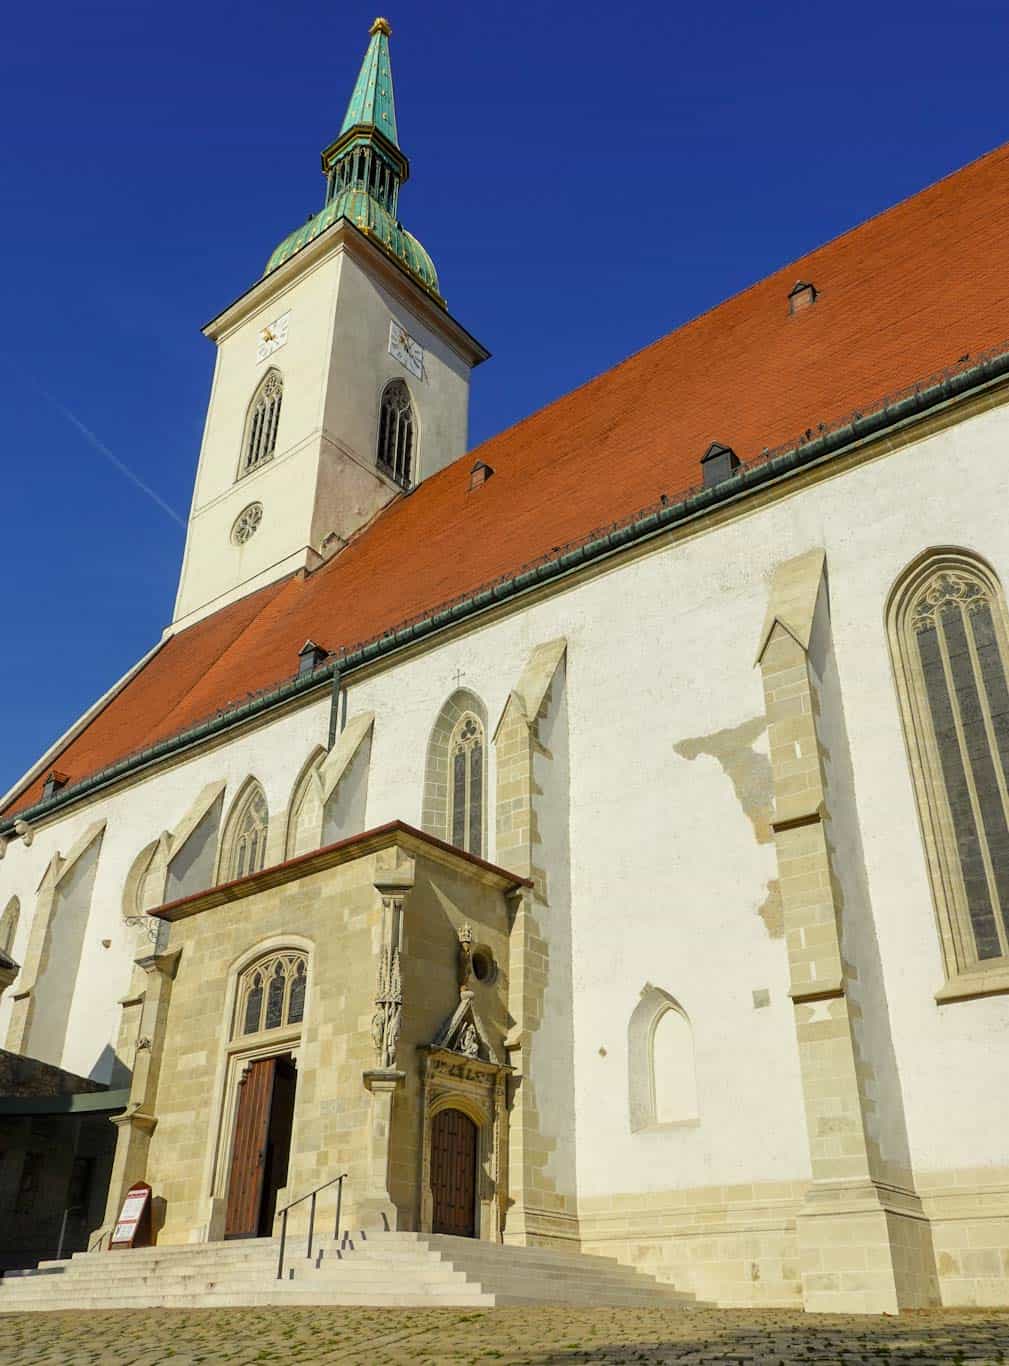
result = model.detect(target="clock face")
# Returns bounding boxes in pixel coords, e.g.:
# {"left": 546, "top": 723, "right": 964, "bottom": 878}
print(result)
{"left": 257, "top": 310, "right": 291, "bottom": 364}
{"left": 388, "top": 320, "right": 424, "bottom": 380}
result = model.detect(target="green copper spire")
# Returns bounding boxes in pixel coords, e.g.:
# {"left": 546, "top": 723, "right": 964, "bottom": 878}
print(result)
{"left": 340, "top": 16, "right": 399, "bottom": 147}
{"left": 263, "top": 18, "right": 443, "bottom": 305}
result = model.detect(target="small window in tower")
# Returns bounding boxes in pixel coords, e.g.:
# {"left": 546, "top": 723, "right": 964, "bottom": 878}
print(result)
{"left": 377, "top": 379, "right": 415, "bottom": 487}
{"left": 241, "top": 369, "right": 283, "bottom": 477}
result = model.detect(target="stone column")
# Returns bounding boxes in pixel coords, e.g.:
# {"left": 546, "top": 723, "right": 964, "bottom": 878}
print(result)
{"left": 757, "top": 549, "right": 933, "bottom": 1314}
{"left": 359, "top": 863, "right": 412, "bottom": 1230}
{"left": 98, "top": 948, "right": 181, "bottom": 1243}
{"left": 360, "top": 1069, "right": 405, "bottom": 1230}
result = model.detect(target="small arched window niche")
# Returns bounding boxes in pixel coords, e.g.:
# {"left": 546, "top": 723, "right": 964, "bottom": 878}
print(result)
{"left": 241, "top": 369, "right": 283, "bottom": 478}
{"left": 235, "top": 951, "right": 308, "bottom": 1038}
{"left": 888, "top": 550, "right": 1009, "bottom": 992}
{"left": 628, "top": 986, "right": 698, "bottom": 1132}
{"left": 221, "top": 781, "right": 270, "bottom": 883}
{"left": 377, "top": 379, "right": 415, "bottom": 488}
{"left": 1, "top": 897, "right": 20, "bottom": 958}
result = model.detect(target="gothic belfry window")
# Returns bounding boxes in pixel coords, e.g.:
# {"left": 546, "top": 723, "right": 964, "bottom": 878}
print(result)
{"left": 241, "top": 369, "right": 283, "bottom": 477}
{"left": 889, "top": 551, "right": 1009, "bottom": 985}
{"left": 449, "top": 713, "right": 484, "bottom": 856}
{"left": 377, "top": 379, "right": 415, "bottom": 487}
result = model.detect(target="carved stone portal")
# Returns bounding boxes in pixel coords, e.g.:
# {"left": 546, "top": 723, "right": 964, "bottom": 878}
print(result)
{"left": 420, "top": 971, "right": 510, "bottom": 1241}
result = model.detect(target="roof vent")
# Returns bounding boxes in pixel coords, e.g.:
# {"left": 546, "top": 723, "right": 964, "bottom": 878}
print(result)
{"left": 788, "top": 280, "right": 818, "bottom": 315}
{"left": 469, "top": 460, "right": 494, "bottom": 490}
{"left": 41, "top": 771, "right": 69, "bottom": 800}
{"left": 701, "top": 441, "right": 740, "bottom": 488}
{"left": 298, "top": 640, "right": 328, "bottom": 675}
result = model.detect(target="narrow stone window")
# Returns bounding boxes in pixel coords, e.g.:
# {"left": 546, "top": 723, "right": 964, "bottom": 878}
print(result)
{"left": 422, "top": 689, "right": 488, "bottom": 857}
{"left": 288, "top": 958, "right": 307, "bottom": 1023}
{"left": 236, "top": 952, "right": 308, "bottom": 1037}
{"left": 889, "top": 552, "right": 1009, "bottom": 986}
{"left": 449, "top": 713, "right": 485, "bottom": 856}
{"left": 223, "top": 781, "right": 270, "bottom": 882}
{"left": 241, "top": 369, "right": 283, "bottom": 477}
{"left": 243, "top": 972, "right": 264, "bottom": 1035}
{"left": 377, "top": 379, "right": 415, "bottom": 487}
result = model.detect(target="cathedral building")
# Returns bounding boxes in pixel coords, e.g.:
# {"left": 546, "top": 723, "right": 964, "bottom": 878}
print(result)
{"left": 2, "top": 17, "right": 1009, "bottom": 1314}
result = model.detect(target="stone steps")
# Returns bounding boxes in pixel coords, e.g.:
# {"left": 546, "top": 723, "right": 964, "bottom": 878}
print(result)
{"left": 0, "top": 1231, "right": 698, "bottom": 1311}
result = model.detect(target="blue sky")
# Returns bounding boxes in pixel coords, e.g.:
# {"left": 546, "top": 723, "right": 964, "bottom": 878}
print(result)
{"left": 2, "top": 0, "right": 1007, "bottom": 794}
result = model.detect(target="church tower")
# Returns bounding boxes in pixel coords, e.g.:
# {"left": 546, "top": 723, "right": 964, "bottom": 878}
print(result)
{"left": 172, "top": 18, "right": 488, "bottom": 630}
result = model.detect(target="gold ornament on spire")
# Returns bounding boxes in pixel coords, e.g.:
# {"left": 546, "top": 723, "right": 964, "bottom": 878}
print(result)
{"left": 370, "top": 16, "right": 392, "bottom": 36}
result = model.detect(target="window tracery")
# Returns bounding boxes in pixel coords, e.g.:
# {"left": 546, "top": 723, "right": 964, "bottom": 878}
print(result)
{"left": 449, "top": 713, "right": 484, "bottom": 856}
{"left": 241, "top": 370, "right": 283, "bottom": 477}
{"left": 377, "top": 379, "right": 414, "bottom": 487}
{"left": 225, "top": 783, "right": 270, "bottom": 882}
{"left": 235, "top": 952, "right": 308, "bottom": 1037}
{"left": 889, "top": 552, "right": 1009, "bottom": 980}
{"left": 231, "top": 503, "right": 263, "bottom": 546}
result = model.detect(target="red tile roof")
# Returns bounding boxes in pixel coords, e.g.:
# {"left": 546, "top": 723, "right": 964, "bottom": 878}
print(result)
{"left": 7, "top": 142, "right": 1009, "bottom": 818}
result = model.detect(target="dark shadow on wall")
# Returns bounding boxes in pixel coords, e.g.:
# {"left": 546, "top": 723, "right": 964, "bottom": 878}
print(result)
{"left": 88, "top": 1040, "right": 131, "bottom": 1089}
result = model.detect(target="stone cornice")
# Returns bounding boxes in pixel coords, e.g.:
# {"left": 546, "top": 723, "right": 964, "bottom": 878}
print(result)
{"left": 151, "top": 820, "right": 531, "bottom": 922}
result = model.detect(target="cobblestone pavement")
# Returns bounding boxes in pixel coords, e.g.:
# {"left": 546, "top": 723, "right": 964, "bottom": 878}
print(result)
{"left": 1, "top": 1306, "right": 1008, "bottom": 1365}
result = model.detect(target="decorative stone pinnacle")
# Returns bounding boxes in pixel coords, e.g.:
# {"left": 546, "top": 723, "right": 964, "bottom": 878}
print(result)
{"left": 370, "top": 16, "right": 392, "bottom": 36}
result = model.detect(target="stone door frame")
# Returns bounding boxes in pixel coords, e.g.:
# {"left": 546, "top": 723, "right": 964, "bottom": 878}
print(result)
{"left": 200, "top": 935, "right": 314, "bottom": 1242}
{"left": 419, "top": 1047, "right": 509, "bottom": 1242}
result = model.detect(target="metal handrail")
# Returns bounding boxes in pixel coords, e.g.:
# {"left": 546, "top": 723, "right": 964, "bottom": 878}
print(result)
{"left": 274, "top": 1173, "right": 347, "bottom": 1282}
{"left": 56, "top": 1205, "right": 83, "bottom": 1261}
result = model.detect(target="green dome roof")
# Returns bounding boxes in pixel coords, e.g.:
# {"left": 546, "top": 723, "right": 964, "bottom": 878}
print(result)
{"left": 263, "top": 189, "right": 441, "bottom": 301}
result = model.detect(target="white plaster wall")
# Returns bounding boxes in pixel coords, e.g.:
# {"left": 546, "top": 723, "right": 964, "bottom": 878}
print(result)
{"left": 175, "top": 243, "right": 475, "bottom": 626}
{"left": 326, "top": 251, "right": 472, "bottom": 486}
{"left": 4, "top": 391, "right": 1009, "bottom": 1197}
{"left": 0, "top": 696, "right": 331, "bottom": 1083}
{"left": 174, "top": 255, "right": 345, "bottom": 622}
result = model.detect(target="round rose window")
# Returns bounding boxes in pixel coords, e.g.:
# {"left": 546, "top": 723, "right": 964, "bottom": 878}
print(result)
{"left": 231, "top": 502, "right": 263, "bottom": 546}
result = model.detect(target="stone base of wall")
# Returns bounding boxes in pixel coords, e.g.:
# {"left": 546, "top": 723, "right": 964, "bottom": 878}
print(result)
{"left": 921, "top": 1167, "right": 1009, "bottom": 1308}
{"left": 504, "top": 1201, "right": 580, "bottom": 1249}
{"left": 580, "top": 1173, "right": 1009, "bottom": 1312}
{"left": 579, "top": 1181, "right": 806, "bottom": 1308}
{"left": 796, "top": 1181, "right": 940, "bottom": 1314}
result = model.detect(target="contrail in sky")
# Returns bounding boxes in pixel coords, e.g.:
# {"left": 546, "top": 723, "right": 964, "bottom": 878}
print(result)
{"left": 29, "top": 380, "right": 187, "bottom": 529}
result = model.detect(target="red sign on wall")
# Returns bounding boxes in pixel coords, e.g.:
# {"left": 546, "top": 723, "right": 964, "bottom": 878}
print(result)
{"left": 109, "top": 1181, "right": 152, "bottom": 1250}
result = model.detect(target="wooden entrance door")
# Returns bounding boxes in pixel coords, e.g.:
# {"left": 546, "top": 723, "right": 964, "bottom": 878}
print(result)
{"left": 431, "top": 1108, "right": 478, "bottom": 1237}
{"left": 224, "top": 1057, "right": 276, "bottom": 1239}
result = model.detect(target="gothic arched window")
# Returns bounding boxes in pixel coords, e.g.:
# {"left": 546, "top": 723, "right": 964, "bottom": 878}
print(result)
{"left": 449, "top": 713, "right": 485, "bottom": 856}
{"left": 241, "top": 369, "right": 283, "bottom": 477}
{"left": 889, "top": 551, "right": 1009, "bottom": 985}
{"left": 377, "top": 379, "right": 415, "bottom": 487}
{"left": 422, "top": 691, "right": 488, "bottom": 858}
{"left": 236, "top": 951, "right": 308, "bottom": 1037}
{"left": 223, "top": 782, "right": 270, "bottom": 882}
